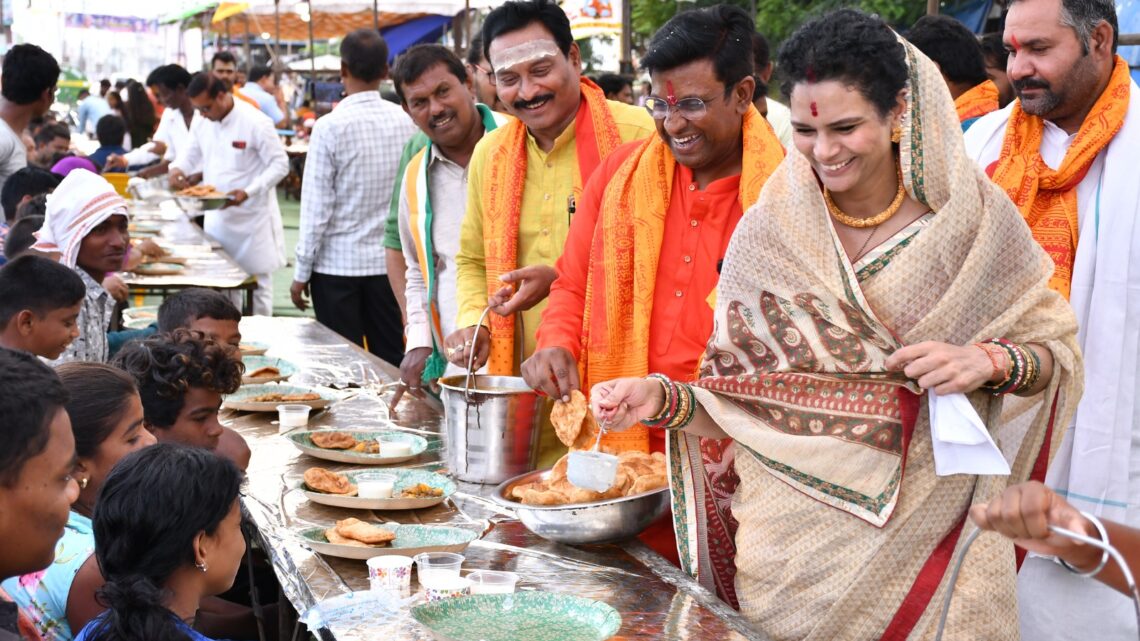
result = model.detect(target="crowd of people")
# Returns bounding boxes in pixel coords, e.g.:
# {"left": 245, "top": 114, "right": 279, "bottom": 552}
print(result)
{"left": 2, "top": 0, "right": 1140, "bottom": 638}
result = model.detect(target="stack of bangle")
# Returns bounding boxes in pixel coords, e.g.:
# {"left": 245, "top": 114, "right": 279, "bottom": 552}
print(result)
{"left": 640, "top": 373, "right": 697, "bottom": 430}
{"left": 977, "top": 338, "right": 1041, "bottom": 395}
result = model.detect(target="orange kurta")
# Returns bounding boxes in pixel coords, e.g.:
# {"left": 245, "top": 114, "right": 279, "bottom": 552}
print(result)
{"left": 536, "top": 141, "right": 744, "bottom": 453}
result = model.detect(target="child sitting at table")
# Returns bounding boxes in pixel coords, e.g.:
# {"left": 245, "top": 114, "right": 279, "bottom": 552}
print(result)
{"left": 157, "top": 288, "right": 242, "bottom": 350}
{"left": 0, "top": 254, "right": 84, "bottom": 359}
{"left": 113, "top": 329, "right": 251, "bottom": 471}
{"left": 72, "top": 444, "right": 245, "bottom": 641}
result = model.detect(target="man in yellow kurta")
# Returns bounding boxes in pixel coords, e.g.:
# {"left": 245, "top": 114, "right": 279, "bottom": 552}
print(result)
{"left": 443, "top": 0, "right": 653, "bottom": 380}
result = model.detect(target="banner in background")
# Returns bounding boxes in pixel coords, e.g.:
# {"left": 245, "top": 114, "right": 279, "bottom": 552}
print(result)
{"left": 64, "top": 13, "right": 158, "bottom": 34}
{"left": 563, "top": 0, "right": 621, "bottom": 39}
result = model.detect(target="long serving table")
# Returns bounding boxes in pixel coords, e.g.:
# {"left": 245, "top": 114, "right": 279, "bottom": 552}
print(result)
{"left": 119, "top": 199, "right": 257, "bottom": 313}
{"left": 231, "top": 316, "right": 770, "bottom": 641}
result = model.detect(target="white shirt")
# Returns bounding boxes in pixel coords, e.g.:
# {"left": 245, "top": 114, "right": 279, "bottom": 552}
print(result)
{"left": 122, "top": 106, "right": 201, "bottom": 172}
{"left": 173, "top": 99, "right": 288, "bottom": 275}
{"left": 397, "top": 149, "right": 467, "bottom": 352}
{"left": 965, "top": 93, "right": 1140, "bottom": 641}
{"left": 294, "top": 91, "right": 416, "bottom": 281}
{"left": 0, "top": 121, "right": 26, "bottom": 188}
{"left": 766, "top": 98, "right": 793, "bottom": 149}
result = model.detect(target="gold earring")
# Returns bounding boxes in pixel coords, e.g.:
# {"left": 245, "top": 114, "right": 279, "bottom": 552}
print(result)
{"left": 890, "top": 125, "right": 902, "bottom": 143}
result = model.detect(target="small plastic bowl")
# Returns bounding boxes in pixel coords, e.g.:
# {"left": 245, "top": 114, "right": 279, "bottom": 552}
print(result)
{"left": 415, "top": 552, "right": 465, "bottom": 584}
{"left": 276, "top": 404, "right": 311, "bottom": 432}
{"left": 466, "top": 569, "right": 519, "bottom": 595}
{"left": 355, "top": 472, "right": 397, "bottom": 499}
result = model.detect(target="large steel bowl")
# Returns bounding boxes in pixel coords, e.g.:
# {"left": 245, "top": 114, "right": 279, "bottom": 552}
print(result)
{"left": 491, "top": 469, "right": 670, "bottom": 545}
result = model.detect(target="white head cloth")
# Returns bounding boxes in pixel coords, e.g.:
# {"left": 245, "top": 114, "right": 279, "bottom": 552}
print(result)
{"left": 33, "top": 168, "right": 129, "bottom": 269}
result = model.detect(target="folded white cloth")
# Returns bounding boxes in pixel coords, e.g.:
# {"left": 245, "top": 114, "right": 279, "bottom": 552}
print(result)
{"left": 928, "top": 389, "right": 1011, "bottom": 476}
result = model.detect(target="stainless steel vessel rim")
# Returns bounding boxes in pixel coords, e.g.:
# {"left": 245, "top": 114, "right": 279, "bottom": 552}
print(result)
{"left": 490, "top": 468, "right": 669, "bottom": 511}
{"left": 438, "top": 375, "right": 535, "bottom": 394}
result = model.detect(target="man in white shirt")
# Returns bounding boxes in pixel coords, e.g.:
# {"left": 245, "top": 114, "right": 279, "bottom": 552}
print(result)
{"left": 170, "top": 73, "right": 288, "bottom": 316}
{"left": 391, "top": 44, "right": 508, "bottom": 392}
{"left": 243, "top": 65, "right": 288, "bottom": 127}
{"left": 0, "top": 44, "right": 59, "bottom": 188}
{"left": 289, "top": 29, "right": 416, "bottom": 366}
{"left": 964, "top": 0, "right": 1140, "bottom": 638}
{"left": 109, "top": 65, "right": 200, "bottom": 177}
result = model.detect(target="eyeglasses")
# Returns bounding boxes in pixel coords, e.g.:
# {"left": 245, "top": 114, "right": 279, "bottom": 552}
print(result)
{"left": 644, "top": 95, "right": 716, "bottom": 121}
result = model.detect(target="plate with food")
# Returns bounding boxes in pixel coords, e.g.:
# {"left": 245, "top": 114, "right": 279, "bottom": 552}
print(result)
{"left": 241, "top": 355, "right": 297, "bottom": 385}
{"left": 122, "top": 305, "right": 159, "bottom": 330}
{"left": 175, "top": 184, "right": 232, "bottom": 210}
{"left": 411, "top": 592, "right": 621, "bottom": 641}
{"left": 297, "top": 520, "right": 477, "bottom": 561}
{"left": 300, "top": 467, "right": 455, "bottom": 510}
{"left": 128, "top": 221, "right": 164, "bottom": 234}
{"left": 287, "top": 430, "right": 428, "bottom": 465}
{"left": 130, "top": 262, "right": 185, "bottom": 276}
{"left": 238, "top": 341, "right": 270, "bottom": 356}
{"left": 223, "top": 384, "right": 336, "bottom": 412}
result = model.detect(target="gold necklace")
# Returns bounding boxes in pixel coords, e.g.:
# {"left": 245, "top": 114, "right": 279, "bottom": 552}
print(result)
{"left": 824, "top": 162, "right": 906, "bottom": 229}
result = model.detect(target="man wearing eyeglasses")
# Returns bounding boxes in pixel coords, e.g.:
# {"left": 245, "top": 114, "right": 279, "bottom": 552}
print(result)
{"left": 169, "top": 72, "right": 288, "bottom": 316}
{"left": 524, "top": 5, "right": 784, "bottom": 461}
{"left": 442, "top": 0, "right": 653, "bottom": 421}
{"left": 465, "top": 33, "right": 505, "bottom": 113}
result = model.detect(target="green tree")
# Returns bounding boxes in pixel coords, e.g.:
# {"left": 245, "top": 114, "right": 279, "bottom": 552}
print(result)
{"left": 631, "top": 0, "right": 927, "bottom": 54}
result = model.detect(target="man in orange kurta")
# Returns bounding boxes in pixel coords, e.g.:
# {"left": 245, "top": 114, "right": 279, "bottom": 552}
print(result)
{"left": 523, "top": 5, "right": 784, "bottom": 566}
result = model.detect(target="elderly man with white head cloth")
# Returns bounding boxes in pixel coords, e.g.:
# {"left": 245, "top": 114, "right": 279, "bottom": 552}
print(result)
{"left": 32, "top": 169, "right": 130, "bottom": 363}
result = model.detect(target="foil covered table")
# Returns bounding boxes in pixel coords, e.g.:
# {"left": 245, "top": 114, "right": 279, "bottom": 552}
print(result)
{"left": 233, "top": 316, "right": 769, "bottom": 641}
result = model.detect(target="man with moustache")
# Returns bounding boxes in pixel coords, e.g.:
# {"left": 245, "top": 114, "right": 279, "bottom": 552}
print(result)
{"left": 289, "top": 28, "right": 415, "bottom": 365}
{"left": 31, "top": 169, "right": 130, "bottom": 364}
{"left": 390, "top": 45, "right": 510, "bottom": 393}
{"left": 523, "top": 5, "right": 783, "bottom": 570}
{"left": 170, "top": 72, "right": 288, "bottom": 317}
{"left": 964, "top": 0, "right": 1140, "bottom": 638}
{"left": 443, "top": 0, "right": 653, "bottom": 383}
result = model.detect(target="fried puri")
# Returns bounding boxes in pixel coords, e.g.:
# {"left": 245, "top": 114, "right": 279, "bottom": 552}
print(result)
{"left": 303, "top": 467, "right": 357, "bottom": 495}
{"left": 310, "top": 431, "right": 358, "bottom": 449}
{"left": 334, "top": 518, "right": 396, "bottom": 545}
{"left": 551, "top": 389, "right": 589, "bottom": 447}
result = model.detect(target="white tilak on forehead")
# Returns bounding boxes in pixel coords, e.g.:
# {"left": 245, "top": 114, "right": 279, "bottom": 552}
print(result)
{"left": 489, "top": 40, "right": 561, "bottom": 73}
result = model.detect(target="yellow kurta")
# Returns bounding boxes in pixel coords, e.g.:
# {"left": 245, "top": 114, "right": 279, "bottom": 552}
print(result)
{"left": 455, "top": 99, "right": 654, "bottom": 367}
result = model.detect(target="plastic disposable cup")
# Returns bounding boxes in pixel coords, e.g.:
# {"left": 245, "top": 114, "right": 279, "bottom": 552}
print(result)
{"left": 356, "top": 472, "right": 396, "bottom": 499}
{"left": 566, "top": 450, "right": 619, "bottom": 492}
{"left": 422, "top": 575, "right": 472, "bottom": 602}
{"left": 414, "top": 552, "right": 464, "bottom": 584}
{"left": 276, "top": 404, "right": 310, "bottom": 432}
{"left": 466, "top": 570, "right": 518, "bottom": 595}
{"left": 380, "top": 438, "right": 412, "bottom": 458}
{"left": 367, "top": 554, "right": 413, "bottom": 592}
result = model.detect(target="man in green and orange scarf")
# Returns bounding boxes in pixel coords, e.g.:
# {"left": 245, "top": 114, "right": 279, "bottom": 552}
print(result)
{"left": 444, "top": 0, "right": 654, "bottom": 391}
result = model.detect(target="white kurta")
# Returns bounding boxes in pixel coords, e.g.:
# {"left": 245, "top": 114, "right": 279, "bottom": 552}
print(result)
{"left": 173, "top": 99, "right": 288, "bottom": 277}
{"left": 122, "top": 106, "right": 202, "bottom": 172}
{"left": 965, "top": 84, "right": 1140, "bottom": 641}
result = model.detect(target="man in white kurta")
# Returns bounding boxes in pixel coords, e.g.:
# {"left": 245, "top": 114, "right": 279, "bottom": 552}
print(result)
{"left": 112, "top": 65, "right": 201, "bottom": 177}
{"left": 171, "top": 72, "right": 288, "bottom": 316}
{"left": 964, "top": 0, "right": 1140, "bottom": 638}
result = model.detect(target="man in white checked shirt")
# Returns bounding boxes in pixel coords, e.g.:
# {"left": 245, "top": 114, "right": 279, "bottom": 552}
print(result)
{"left": 290, "top": 28, "right": 417, "bottom": 366}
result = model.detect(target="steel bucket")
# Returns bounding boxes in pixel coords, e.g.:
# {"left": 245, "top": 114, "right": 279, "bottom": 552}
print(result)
{"left": 438, "top": 374, "right": 544, "bottom": 484}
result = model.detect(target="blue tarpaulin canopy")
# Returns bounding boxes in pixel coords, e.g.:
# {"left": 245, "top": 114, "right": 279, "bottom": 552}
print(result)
{"left": 380, "top": 13, "right": 453, "bottom": 63}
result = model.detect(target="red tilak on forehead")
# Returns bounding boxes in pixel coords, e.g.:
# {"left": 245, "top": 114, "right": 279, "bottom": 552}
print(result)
{"left": 1010, "top": 34, "right": 1021, "bottom": 52}
{"left": 810, "top": 101, "right": 819, "bottom": 117}
{"left": 666, "top": 80, "right": 676, "bottom": 104}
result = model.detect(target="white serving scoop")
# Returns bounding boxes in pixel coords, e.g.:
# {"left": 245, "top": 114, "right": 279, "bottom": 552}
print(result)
{"left": 566, "top": 419, "right": 620, "bottom": 492}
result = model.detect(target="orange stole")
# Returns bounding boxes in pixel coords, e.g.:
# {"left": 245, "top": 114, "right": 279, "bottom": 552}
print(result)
{"left": 990, "top": 56, "right": 1130, "bottom": 299}
{"left": 479, "top": 78, "right": 623, "bottom": 374}
{"left": 581, "top": 107, "right": 784, "bottom": 451}
{"left": 954, "top": 79, "right": 999, "bottom": 122}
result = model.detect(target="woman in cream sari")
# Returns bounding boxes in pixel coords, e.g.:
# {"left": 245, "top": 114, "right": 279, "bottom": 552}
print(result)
{"left": 593, "top": 9, "right": 1082, "bottom": 641}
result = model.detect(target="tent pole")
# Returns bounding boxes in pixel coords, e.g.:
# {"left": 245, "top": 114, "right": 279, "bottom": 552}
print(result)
{"left": 308, "top": 0, "right": 316, "bottom": 103}
{"left": 374, "top": 0, "right": 380, "bottom": 30}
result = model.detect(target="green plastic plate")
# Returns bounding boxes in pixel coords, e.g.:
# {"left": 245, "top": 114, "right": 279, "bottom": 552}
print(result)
{"left": 287, "top": 430, "right": 427, "bottom": 465}
{"left": 298, "top": 523, "right": 477, "bottom": 560}
{"left": 411, "top": 592, "right": 621, "bottom": 641}
{"left": 301, "top": 468, "right": 455, "bottom": 510}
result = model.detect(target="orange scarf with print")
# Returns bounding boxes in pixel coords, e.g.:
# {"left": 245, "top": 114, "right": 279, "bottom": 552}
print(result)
{"left": 954, "top": 79, "right": 1000, "bottom": 122}
{"left": 989, "top": 56, "right": 1130, "bottom": 298}
{"left": 480, "top": 77, "right": 623, "bottom": 374}
{"left": 579, "top": 107, "right": 784, "bottom": 451}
